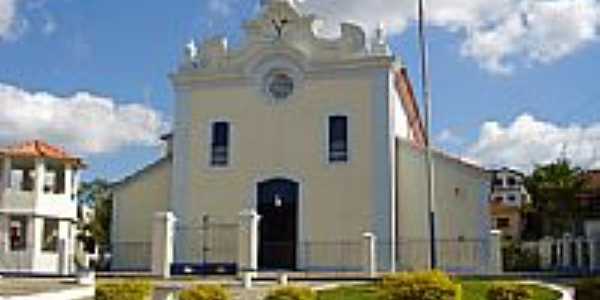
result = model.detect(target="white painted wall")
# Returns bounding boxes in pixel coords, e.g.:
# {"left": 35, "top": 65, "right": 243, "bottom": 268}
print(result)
{"left": 585, "top": 220, "right": 600, "bottom": 239}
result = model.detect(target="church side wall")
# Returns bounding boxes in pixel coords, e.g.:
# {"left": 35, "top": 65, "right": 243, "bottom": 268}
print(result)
{"left": 396, "top": 139, "right": 491, "bottom": 272}
{"left": 111, "top": 159, "right": 171, "bottom": 271}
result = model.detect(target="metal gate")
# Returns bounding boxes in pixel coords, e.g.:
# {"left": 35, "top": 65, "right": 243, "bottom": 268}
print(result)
{"left": 173, "top": 215, "right": 239, "bottom": 275}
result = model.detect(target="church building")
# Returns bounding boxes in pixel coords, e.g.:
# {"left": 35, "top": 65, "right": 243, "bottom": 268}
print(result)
{"left": 112, "top": 0, "right": 492, "bottom": 273}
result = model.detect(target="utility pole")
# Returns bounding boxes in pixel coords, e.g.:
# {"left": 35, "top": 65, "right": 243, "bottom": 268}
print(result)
{"left": 418, "top": 0, "right": 437, "bottom": 270}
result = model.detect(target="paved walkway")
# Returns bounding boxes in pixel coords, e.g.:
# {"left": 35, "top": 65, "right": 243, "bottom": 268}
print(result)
{"left": 0, "top": 278, "right": 75, "bottom": 297}
{"left": 149, "top": 280, "right": 360, "bottom": 300}
{"left": 0, "top": 278, "right": 93, "bottom": 300}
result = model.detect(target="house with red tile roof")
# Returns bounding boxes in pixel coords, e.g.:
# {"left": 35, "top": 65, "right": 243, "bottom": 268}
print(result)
{"left": 580, "top": 170, "right": 600, "bottom": 239}
{"left": 0, "top": 140, "right": 84, "bottom": 275}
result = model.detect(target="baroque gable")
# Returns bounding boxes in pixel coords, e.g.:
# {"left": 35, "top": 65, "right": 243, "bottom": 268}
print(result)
{"left": 172, "top": 0, "right": 394, "bottom": 85}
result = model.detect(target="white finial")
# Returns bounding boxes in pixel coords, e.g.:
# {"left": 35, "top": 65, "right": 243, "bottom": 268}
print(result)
{"left": 375, "top": 22, "right": 386, "bottom": 45}
{"left": 371, "top": 23, "right": 391, "bottom": 56}
{"left": 185, "top": 39, "right": 198, "bottom": 60}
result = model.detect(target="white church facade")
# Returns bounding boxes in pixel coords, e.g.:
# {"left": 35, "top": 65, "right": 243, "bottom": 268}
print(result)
{"left": 112, "top": 0, "right": 493, "bottom": 273}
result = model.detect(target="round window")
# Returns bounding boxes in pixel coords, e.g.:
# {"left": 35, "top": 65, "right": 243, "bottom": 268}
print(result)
{"left": 267, "top": 73, "right": 294, "bottom": 100}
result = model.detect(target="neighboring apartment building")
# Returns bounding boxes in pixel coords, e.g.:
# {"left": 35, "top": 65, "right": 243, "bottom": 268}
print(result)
{"left": 0, "top": 140, "right": 84, "bottom": 275}
{"left": 112, "top": 0, "right": 492, "bottom": 273}
{"left": 488, "top": 168, "right": 530, "bottom": 241}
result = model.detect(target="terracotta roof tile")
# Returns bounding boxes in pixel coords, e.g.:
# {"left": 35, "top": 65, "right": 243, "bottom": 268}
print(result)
{"left": 394, "top": 67, "right": 427, "bottom": 148}
{"left": 0, "top": 140, "right": 84, "bottom": 166}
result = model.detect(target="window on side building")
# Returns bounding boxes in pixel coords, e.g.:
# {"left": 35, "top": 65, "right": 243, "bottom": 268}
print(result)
{"left": 42, "top": 219, "right": 59, "bottom": 252}
{"left": 496, "top": 217, "right": 510, "bottom": 229}
{"left": 507, "top": 176, "right": 517, "bottom": 187}
{"left": 9, "top": 216, "right": 27, "bottom": 251}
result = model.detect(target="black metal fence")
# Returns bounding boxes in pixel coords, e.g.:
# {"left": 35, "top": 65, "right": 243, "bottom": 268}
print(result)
{"left": 110, "top": 241, "right": 152, "bottom": 272}
{"left": 172, "top": 216, "right": 239, "bottom": 275}
{"left": 109, "top": 236, "right": 491, "bottom": 275}
{"left": 395, "top": 239, "right": 488, "bottom": 273}
{"left": 300, "top": 241, "right": 364, "bottom": 272}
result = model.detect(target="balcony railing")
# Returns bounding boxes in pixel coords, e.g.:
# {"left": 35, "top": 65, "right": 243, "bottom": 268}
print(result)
{"left": 0, "top": 189, "right": 76, "bottom": 219}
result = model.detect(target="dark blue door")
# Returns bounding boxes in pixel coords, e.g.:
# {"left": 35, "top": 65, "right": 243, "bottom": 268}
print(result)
{"left": 257, "top": 178, "right": 299, "bottom": 270}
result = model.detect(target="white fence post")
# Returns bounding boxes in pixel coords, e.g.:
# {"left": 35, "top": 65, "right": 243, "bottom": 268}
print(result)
{"left": 562, "top": 234, "right": 572, "bottom": 269}
{"left": 152, "top": 212, "right": 176, "bottom": 279}
{"left": 576, "top": 238, "right": 585, "bottom": 269}
{"left": 488, "top": 230, "right": 503, "bottom": 274}
{"left": 539, "top": 237, "right": 553, "bottom": 270}
{"left": 58, "top": 238, "right": 69, "bottom": 276}
{"left": 590, "top": 240, "right": 597, "bottom": 272}
{"left": 239, "top": 209, "right": 260, "bottom": 288}
{"left": 362, "top": 232, "right": 377, "bottom": 277}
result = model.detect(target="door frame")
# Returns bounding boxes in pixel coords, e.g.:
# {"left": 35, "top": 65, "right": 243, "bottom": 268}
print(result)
{"left": 252, "top": 174, "right": 304, "bottom": 270}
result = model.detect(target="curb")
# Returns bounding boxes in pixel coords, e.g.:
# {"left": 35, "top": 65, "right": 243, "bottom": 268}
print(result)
{"left": 0, "top": 286, "right": 94, "bottom": 300}
{"left": 521, "top": 281, "right": 574, "bottom": 300}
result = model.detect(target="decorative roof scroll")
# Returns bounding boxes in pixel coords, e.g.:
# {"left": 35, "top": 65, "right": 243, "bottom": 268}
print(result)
{"left": 176, "top": 0, "right": 393, "bottom": 79}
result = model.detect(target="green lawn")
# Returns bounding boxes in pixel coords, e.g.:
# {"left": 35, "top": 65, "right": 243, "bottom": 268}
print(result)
{"left": 317, "top": 281, "right": 562, "bottom": 300}
{"left": 460, "top": 280, "right": 561, "bottom": 300}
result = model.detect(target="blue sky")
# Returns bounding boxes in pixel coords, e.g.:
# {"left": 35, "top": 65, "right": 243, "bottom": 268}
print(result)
{"left": 0, "top": 0, "right": 599, "bottom": 181}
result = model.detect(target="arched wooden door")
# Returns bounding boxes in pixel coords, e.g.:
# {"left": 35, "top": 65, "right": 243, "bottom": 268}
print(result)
{"left": 257, "top": 178, "right": 299, "bottom": 270}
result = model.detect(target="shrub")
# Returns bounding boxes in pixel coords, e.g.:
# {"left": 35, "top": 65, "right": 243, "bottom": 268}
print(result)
{"left": 379, "top": 271, "right": 461, "bottom": 300}
{"left": 502, "top": 243, "right": 540, "bottom": 272}
{"left": 575, "top": 278, "right": 600, "bottom": 300}
{"left": 264, "top": 286, "right": 316, "bottom": 300}
{"left": 95, "top": 281, "right": 153, "bottom": 300}
{"left": 178, "top": 284, "right": 231, "bottom": 300}
{"left": 486, "top": 284, "right": 533, "bottom": 300}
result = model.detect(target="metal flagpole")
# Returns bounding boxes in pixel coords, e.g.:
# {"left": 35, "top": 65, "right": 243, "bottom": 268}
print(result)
{"left": 418, "top": 0, "right": 437, "bottom": 270}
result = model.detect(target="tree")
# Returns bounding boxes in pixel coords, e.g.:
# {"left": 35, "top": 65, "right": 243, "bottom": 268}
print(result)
{"left": 523, "top": 158, "right": 585, "bottom": 239}
{"left": 79, "top": 179, "right": 113, "bottom": 247}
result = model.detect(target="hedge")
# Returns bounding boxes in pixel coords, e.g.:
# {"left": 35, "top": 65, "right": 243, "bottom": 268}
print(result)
{"left": 486, "top": 283, "right": 533, "bottom": 300}
{"left": 95, "top": 281, "right": 153, "bottom": 300}
{"left": 264, "top": 286, "right": 316, "bottom": 300}
{"left": 575, "top": 278, "right": 600, "bottom": 300}
{"left": 178, "top": 284, "right": 231, "bottom": 300}
{"left": 379, "top": 271, "right": 462, "bottom": 300}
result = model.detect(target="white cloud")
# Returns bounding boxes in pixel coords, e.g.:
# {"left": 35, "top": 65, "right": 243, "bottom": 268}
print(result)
{"left": 296, "top": 0, "right": 414, "bottom": 38}
{"left": 436, "top": 128, "right": 464, "bottom": 146}
{"left": 209, "top": 0, "right": 234, "bottom": 16}
{"left": 0, "top": 0, "right": 19, "bottom": 40}
{"left": 0, "top": 83, "right": 167, "bottom": 154}
{"left": 0, "top": 0, "right": 64, "bottom": 41}
{"left": 204, "top": 0, "right": 599, "bottom": 74}
{"left": 467, "top": 114, "right": 600, "bottom": 171}
{"left": 41, "top": 14, "right": 56, "bottom": 35}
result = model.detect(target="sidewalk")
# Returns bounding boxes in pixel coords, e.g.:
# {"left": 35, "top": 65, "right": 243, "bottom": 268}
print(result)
{"left": 0, "top": 279, "right": 93, "bottom": 300}
{"left": 521, "top": 281, "right": 575, "bottom": 300}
